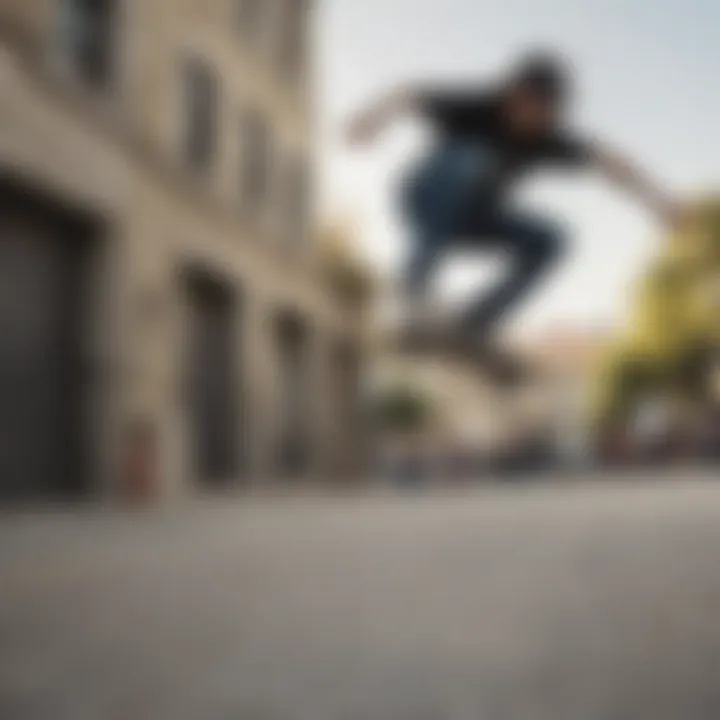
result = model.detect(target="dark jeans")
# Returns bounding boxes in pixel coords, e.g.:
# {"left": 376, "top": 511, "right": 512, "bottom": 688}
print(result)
{"left": 402, "top": 140, "right": 566, "bottom": 333}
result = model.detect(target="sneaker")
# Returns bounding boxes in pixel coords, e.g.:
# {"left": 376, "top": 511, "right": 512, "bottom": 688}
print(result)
{"left": 398, "top": 295, "right": 449, "bottom": 351}
{"left": 456, "top": 334, "right": 531, "bottom": 387}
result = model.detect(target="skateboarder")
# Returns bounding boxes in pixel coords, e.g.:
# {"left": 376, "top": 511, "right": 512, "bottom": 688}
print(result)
{"left": 347, "top": 51, "right": 680, "bottom": 380}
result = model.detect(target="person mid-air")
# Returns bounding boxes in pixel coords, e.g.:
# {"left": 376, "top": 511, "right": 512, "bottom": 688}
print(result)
{"left": 347, "top": 51, "right": 680, "bottom": 381}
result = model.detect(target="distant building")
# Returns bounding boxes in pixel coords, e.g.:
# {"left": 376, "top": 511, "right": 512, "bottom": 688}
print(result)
{"left": 373, "top": 326, "right": 610, "bottom": 475}
{"left": 0, "top": 0, "right": 367, "bottom": 502}
{"left": 512, "top": 326, "right": 611, "bottom": 461}
{"left": 372, "top": 351, "right": 523, "bottom": 474}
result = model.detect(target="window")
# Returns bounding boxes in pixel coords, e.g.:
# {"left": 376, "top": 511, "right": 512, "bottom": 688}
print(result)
{"left": 237, "top": 0, "right": 264, "bottom": 43}
{"left": 283, "top": 157, "right": 310, "bottom": 247}
{"left": 240, "top": 112, "right": 272, "bottom": 213}
{"left": 278, "top": 0, "right": 307, "bottom": 80}
{"left": 276, "top": 316, "right": 309, "bottom": 476}
{"left": 59, "top": 0, "right": 116, "bottom": 89}
{"left": 182, "top": 59, "right": 218, "bottom": 172}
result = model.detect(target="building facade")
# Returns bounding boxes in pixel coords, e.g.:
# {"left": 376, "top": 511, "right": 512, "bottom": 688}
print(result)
{"left": 0, "top": 0, "right": 366, "bottom": 502}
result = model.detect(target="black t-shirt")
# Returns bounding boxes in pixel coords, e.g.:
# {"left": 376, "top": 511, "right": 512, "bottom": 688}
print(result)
{"left": 420, "top": 87, "right": 591, "bottom": 196}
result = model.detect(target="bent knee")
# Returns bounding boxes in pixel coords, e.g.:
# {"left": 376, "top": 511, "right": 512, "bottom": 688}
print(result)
{"left": 523, "top": 220, "right": 568, "bottom": 265}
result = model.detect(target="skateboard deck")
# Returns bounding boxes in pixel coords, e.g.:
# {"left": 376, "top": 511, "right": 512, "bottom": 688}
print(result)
{"left": 396, "top": 325, "right": 533, "bottom": 388}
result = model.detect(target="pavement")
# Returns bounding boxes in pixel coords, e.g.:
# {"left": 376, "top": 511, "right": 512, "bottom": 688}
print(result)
{"left": 2, "top": 473, "right": 720, "bottom": 719}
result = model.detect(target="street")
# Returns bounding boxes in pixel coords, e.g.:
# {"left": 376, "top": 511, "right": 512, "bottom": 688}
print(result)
{"left": 2, "top": 474, "right": 720, "bottom": 719}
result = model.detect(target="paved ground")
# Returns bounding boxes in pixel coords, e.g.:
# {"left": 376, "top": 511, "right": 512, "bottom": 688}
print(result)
{"left": 2, "top": 474, "right": 720, "bottom": 719}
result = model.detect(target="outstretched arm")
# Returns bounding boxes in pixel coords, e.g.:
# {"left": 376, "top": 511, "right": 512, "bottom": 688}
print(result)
{"left": 346, "top": 85, "right": 423, "bottom": 145}
{"left": 591, "top": 143, "right": 680, "bottom": 226}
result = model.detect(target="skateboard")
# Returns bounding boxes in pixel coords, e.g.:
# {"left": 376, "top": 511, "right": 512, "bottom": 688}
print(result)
{"left": 397, "top": 323, "right": 532, "bottom": 388}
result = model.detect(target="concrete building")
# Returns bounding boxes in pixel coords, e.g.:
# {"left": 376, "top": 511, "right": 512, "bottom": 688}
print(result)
{"left": 0, "top": 0, "right": 367, "bottom": 503}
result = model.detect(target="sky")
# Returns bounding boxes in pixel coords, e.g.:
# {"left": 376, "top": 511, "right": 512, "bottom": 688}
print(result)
{"left": 317, "top": 0, "right": 720, "bottom": 334}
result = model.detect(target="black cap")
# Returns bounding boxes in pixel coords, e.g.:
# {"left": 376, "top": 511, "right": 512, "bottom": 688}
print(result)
{"left": 511, "top": 51, "right": 572, "bottom": 104}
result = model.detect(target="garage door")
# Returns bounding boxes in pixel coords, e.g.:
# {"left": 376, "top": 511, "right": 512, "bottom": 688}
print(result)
{"left": 0, "top": 191, "right": 92, "bottom": 502}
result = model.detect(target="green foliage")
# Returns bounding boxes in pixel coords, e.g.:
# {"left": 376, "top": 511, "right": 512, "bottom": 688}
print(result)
{"left": 374, "top": 385, "right": 433, "bottom": 434}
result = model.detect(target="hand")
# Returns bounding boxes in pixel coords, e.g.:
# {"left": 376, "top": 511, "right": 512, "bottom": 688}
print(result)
{"left": 345, "top": 88, "right": 416, "bottom": 146}
{"left": 345, "top": 112, "right": 381, "bottom": 146}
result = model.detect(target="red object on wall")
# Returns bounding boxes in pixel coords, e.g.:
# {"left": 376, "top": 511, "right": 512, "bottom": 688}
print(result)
{"left": 123, "top": 422, "right": 159, "bottom": 505}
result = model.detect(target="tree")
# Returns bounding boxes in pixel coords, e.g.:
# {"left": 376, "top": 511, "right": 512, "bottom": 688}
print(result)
{"left": 373, "top": 385, "right": 434, "bottom": 435}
